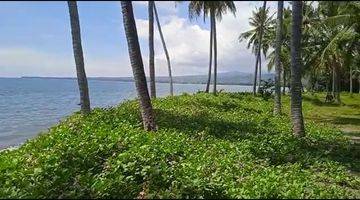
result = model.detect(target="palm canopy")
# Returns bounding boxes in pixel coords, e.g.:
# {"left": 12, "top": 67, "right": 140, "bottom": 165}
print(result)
{"left": 306, "top": 2, "right": 359, "bottom": 73}
{"left": 238, "top": 6, "right": 275, "bottom": 58}
{"left": 188, "top": 1, "right": 236, "bottom": 22}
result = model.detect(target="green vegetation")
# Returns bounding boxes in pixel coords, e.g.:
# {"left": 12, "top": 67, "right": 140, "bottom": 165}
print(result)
{"left": 0, "top": 93, "right": 359, "bottom": 198}
{"left": 284, "top": 92, "right": 360, "bottom": 138}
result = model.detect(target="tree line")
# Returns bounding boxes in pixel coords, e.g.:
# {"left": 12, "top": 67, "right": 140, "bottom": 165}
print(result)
{"left": 68, "top": 1, "right": 359, "bottom": 137}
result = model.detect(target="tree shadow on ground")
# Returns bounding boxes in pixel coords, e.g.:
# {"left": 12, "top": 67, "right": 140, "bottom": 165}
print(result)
{"left": 154, "top": 108, "right": 272, "bottom": 142}
{"left": 332, "top": 116, "right": 360, "bottom": 126}
{"left": 303, "top": 95, "right": 341, "bottom": 107}
{"left": 154, "top": 107, "right": 360, "bottom": 173}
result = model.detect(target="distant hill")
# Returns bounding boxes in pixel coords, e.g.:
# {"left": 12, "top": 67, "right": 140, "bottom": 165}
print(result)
{"left": 22, "top": 71, "right": 274, "bottom": 85}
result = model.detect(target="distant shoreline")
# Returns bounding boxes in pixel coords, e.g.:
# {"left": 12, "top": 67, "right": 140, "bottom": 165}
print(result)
{"left": 16, "top": 76, "right": 255, "bottom": 86}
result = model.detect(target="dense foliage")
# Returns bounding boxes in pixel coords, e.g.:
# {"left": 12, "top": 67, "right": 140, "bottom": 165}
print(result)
{"left": 242, "top": 1, "right": 360, "bottom": 96}
{"left": 0, "top": 93, "right": 359, "bottom": 198}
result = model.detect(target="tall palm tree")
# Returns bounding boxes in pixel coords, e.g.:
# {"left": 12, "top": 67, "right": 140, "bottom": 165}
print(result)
{"left": 121, "top": 1, "right": 157, "bottom": 131}
{"left": 239, "top": 3, "right": 274, "bottom": 95}
{"left": 300, "top": 1, "right": 360, "bottom": 103}
{"left": 188, "top": 1, "right": 236, "bottom": 94}
{"left": 67, "top": 1, "right": 90, "bottom": 115}
{"left": 149, "top": 1, "right": 156, "bottom": 98}
{"left": 188, "top": 1, "right": 213, "bottom": 93}
{"left": 290, "top": 1, "right": 305, "bottom": 137}
{"left": 153, "top": 2, "right": 174, "bottom": 96}
{"left": 274, "top": 1, "right": 283, "bottom": 115}
{"left": 257, "top": 1, "right": 267, "bottom": 93}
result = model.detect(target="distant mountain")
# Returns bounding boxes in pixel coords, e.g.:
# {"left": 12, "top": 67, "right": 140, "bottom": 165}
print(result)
{"left": 22, "top": 71, "right": 275, "bottom": 85}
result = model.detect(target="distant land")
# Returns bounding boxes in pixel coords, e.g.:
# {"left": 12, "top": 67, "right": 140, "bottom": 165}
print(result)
{"left": 21, "top": 71, "right": 275, "bottom": 85}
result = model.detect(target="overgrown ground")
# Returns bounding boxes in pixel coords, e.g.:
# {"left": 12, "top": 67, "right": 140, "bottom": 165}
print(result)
{"left": 283, "top": 92, "right": 360, "bottom": 140}
{"left": 0, "top": 92, "right": 359, "bottom": 198}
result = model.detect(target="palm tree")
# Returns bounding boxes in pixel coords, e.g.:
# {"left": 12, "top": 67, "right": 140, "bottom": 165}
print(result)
{"left": 67, "top": 1, "right": 90, "bottom": 115}
{"left": 188, "top": 1, "right": 236, "bottom": 94}
{"left": 121, "top": 1, "right": 157, "bottom": 131}
{"left": 274, "top": 1, "right": 283, "bottom": 115}
{"left": 303, "top": 1, "right": 360, "bottom": 103}
{"left": 149, "top": 1, "right": 156, "bottom": 98}
{"left": 239, "top": 3, "right": 274, "bottom": 95}
{"left": 153, "top": 2, "right": 174, "bottom": 96}
{"left": 290, "top": 1, "right": 305, "bottom": 137}
{"left": 257, "top": 1, "right": 268, "bottom": 93}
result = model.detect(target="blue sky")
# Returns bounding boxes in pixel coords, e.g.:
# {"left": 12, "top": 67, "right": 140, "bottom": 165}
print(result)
{"left": 0, "top": 1, "right": 283, "bottom": 77}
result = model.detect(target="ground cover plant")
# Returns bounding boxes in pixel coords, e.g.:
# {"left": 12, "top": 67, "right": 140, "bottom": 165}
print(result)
{"left": 0, "top": 92, "right": 359, "bottom": 198}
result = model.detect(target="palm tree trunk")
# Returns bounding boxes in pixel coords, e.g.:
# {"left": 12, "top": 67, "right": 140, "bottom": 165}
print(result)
{"left": 257, "top": 52, "right": 262, "bottom": 92}
{"left": 358, "top": 75, "right": 360, "bottom": 94}
{"left": 212, "top": 10, "right": 218, "bottom": 95}
{"left": 149, "top": 1, "right": 156, "bottom": 98}
{"left": 274, "top": 0, "right": 283, "bottom": 115}
{"left": 205, "top": 12, "right": 214, "bottom": 93}
{"left": 154, "top": 3, "right": 173, "bottom": 96}
{"left": 282, "top": 67, "right": 286, "bottom": 95}
{"left": 349, "top": 65, "right": 352, "bottom": 95}
{"left": 257, "top": 1, "right": 267, "bottom": 93}
{"left": 253, "top": 52, "right": 259, "bottom": 95}
{"left": 334, "top": 60, "right": 341, "bottom": 104}
{"left": 121, "top": 1, "right": 156, "bottom": 131}
{"left": 332, "top": 65, "right": 335, "bottom": 96}
{"left": 68, "top": 1, "right": 90, "bottom": 115}
{"left": 290, "top": 1, "right": 305, "bottom": 137}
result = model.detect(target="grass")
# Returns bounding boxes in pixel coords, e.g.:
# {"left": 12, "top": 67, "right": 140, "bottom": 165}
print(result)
{"left": 283, "top": 92, "right": 360, "bottom": 138}
{"left": 0, "top": 92, "right": 359, "bottom": 198}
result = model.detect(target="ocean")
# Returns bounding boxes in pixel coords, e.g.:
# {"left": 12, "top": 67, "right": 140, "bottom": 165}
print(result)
{"left": 0, "top": 78, "right": 252, "bottom": 149}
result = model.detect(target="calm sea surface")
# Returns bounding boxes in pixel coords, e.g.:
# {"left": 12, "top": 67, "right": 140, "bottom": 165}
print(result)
{"left": 0, "top": 78, "right": 252, "bottom": 149}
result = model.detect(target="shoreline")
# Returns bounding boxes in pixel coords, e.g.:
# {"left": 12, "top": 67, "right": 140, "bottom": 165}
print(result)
{"left": 0, "top": 144, "right": 21, "bottom": 152}
{"left": 18, "top": 77, "right": 255, "bottom": 86}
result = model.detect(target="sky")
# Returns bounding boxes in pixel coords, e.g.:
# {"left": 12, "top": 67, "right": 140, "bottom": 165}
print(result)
{"left": 0, "top": 1, "right": 289, "bottom": 78}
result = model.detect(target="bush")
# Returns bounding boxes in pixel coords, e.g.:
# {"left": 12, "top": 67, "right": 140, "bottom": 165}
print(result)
{"left": 0, "top": 93, "right": 359, "bottom": 198}
{"left": 258, "top": 79, "right": 275, "bottom": 101}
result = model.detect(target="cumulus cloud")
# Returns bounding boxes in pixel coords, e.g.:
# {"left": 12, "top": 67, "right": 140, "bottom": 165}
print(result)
{"left": 1, "top": 1, "right": 282, "bottom": 77}
{"left": 134, "top": 1, "right": 278, "bottom": 77}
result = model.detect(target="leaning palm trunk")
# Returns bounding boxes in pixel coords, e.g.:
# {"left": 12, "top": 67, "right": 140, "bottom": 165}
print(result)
{"left": 68, "top": 1, "right": 90, "bottom": 115}
{"left": 274, "top": 0, "right": 283, "bottom": 115}
{"left": 205, "top": 12, "right": 214, "bottom": 93}
{"left": 149, "top": 1, "right": 156, "bottom": 98}
{"left": 121, "top": 1, "right": 157, "bottom": 131}
{"left": 212, "top": 9, "right": 218, "bottom": 95}
{"left": 256, "top": 1, "right": 267, "bottom": 93}
{"left": 290, "top": 1, "right": 305, "bottom": 137}
{"left": 154, "top": 3, "right": 173, "bottom": 96}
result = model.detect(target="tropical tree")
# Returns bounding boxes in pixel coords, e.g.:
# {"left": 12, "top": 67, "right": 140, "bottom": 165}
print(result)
{"left": 239, "top": 2, "right": 274, "bottom": 95}
{"left": 67, "top": 1, "right": 90, "bottom": 115}
{"left": 290, "top": 1, "right": 305, "bottom": 137}
{"left": 274, "top": 1, "right": 283, "bottom": 115}
{"left": 188, "top": 1, "right": 236, "bottom": 94}
{"left": 121, "top": 1, "right": 157, "bottom": 131}
{"left": 153, "top": 2, "right": 174, "bottom": 96}
{"left": 306, "top": 1, "right": 359, "bottom": 103}
{"left": 149, "top": 1, "right": 156, "bottom": 98}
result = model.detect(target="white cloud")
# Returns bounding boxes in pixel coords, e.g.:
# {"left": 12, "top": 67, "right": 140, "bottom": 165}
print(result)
{"left": 133, "top": 1, "right": 178, "bottom": 15}
{"left": 135, "top": 1, "right": 276, "bottom": 77}
{"left": 1, "top": 1, "right": 281, "bottom": 77}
